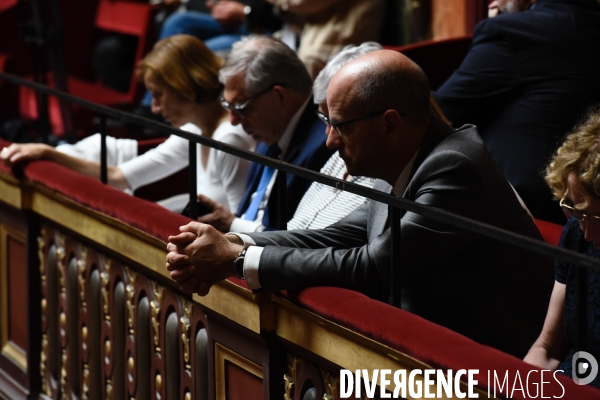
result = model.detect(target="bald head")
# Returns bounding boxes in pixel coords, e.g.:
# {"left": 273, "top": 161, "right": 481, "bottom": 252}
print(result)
{"left": 328, "top": 50, "right": 431, "bottom": 124}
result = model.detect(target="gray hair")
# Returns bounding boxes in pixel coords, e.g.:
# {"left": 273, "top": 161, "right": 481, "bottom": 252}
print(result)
{"left": 219, "top": 35, "right": 312, "bottom": 95}
{"left": 313, "top": 42, "right": 383, "bottom": 105}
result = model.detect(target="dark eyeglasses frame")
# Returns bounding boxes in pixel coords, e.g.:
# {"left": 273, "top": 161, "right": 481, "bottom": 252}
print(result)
{"left": 560, "top": 189, "right": 600, "bottom": 222}
{"left": 220, "top": 84, "right": 277, "bottom": 119}
{"left": 316, "top": 110, "right": 390, "bottom": 136}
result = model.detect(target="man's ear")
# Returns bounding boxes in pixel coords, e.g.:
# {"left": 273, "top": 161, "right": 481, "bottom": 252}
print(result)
{"left": 382, "top": 109, "right": 403, "bottom": 141}
{"left": 272, "top": 85, "right": 288, "bottom": 106}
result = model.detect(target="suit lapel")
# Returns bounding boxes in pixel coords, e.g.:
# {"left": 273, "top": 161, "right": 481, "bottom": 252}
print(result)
{"left": 282, "top": 100, "right": 318, "bottom": 162}
{"left": 369, "top": 117, "right": 455, "bottom": 237}
{"left": 265, "top": 100, "right": 319, "bottom": 227}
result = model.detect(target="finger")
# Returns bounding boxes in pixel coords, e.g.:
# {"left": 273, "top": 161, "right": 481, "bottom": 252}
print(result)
{"left": 196, "top": 194, "right": 218, "bottom": 208}
{"left": 166, "top": 251, "right": 191, "bottom": 267}
{"left": 170, "top": 264, "right": 196, "bottom": 283}
{"left": 167, "top": 232, "right": 197, "bottom": 246}
{"left": 179, "top": 221, "right": 203, "bottom": 234}
{"left": 196, "top": 282, "right": 213, "bottom": 296}
{"left": 168, "top": 230, "right": 198, "bottom": 242}
{"left": 179, "top": 277, "right": 199, "bottom": 293}
{"left": 197, "top": 211, "right": 218, "bottom": 224}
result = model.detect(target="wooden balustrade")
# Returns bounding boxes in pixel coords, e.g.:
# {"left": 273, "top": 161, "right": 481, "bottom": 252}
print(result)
{"left": 1, "top": 150, "right": 600, "bottom": 400}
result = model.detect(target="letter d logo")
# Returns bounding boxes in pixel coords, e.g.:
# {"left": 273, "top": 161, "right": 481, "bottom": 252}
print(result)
{"left": 572, "top": 351, "right": 599, "bottom": 385}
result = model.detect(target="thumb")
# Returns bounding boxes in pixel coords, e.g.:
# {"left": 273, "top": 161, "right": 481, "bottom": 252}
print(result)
{"left": 197, "top": 194, "right": 218, "bottom": 210}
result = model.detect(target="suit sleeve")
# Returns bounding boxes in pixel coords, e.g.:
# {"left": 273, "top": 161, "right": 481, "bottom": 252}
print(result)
{"left": 247, "top": 150, "right": 484, "bottom": 299}
{"left": 433, "top": 19, "right": 519, "bottom": 128}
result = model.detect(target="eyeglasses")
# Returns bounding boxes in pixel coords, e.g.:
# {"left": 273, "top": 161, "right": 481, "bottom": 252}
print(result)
{"left": 220, "top": 85, "right": 276, "bottom": 120}
{"left": 560, "top": 189, "right": 600, "bottom": 222}
{"left": 316, "top": 110, "right": 388, "bottom": 136}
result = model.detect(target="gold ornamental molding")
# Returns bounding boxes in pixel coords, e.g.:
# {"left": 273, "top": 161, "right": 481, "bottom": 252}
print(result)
{"left": 77, "top": 244, "right": 88, "bottom": 307}
{"left": 214, "top": 342, "right": 262, "bottom": 400}
{"left": 125, "top": 267, "right": 137, "bottom": 334}
{"left": 0, "top": 223, "right": 27, "bottom": 370}
{"left": 320, "top": 367, "right": 338, "bottom": 400}
{"left": 284, "top": 353, "right": 299, "bottom": 400}
{"left": 151, "top": 281, "right": 164, "bottom": 353}
{"left": 179, "top": 297, "right": 193, "bottom": 369}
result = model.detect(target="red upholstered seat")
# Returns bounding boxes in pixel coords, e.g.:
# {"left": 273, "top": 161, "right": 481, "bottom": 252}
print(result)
{"left": 18, "top": 0, "right": 153, "bottom": 135}
{"left": 385, "top": 36, "right": 472, "bottom": 90}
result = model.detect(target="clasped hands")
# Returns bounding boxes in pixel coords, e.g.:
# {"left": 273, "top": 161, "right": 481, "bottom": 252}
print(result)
{"left": 166, "top": 221, "right": 244, "bottom": 295}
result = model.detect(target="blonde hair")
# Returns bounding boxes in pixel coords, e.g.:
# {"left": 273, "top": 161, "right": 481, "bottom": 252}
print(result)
{"left": 545, "top": 106, "right": 600, "bottom": 209}
{"left": 136, "top": 34, "right": 223, "bottom": 103}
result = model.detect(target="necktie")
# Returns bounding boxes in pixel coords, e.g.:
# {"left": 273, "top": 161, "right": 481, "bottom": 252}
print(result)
{"left": 244, "top": 144, "right": 281, "bottom": 221}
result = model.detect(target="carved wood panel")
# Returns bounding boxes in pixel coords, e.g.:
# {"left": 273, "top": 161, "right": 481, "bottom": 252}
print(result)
{"left": 37, "top": 224, "right": 210, "bottom": 400}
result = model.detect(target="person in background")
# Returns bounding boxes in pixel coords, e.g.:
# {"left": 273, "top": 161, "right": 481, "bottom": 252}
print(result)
{"left": 1, "top": 35, "right": 255, "bottom": 213}
{"left": 288, "top": 41, "right": 451, "bottom": 230}
{"left": 195, "top": 35, "right": 333, "bottom": 232}
{"left": 433, "top": 0, "right": 600, "bottom": 224}
{"left": 524, "top": 107, "right": 600, "bottom": 388}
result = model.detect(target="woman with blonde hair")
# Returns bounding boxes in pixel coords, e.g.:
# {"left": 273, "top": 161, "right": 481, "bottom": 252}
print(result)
{"left": 1, "top": 34, "right": 255, "bottom": 213}
{"left": 524, "top": 107, "right": 600, "bottom": 388}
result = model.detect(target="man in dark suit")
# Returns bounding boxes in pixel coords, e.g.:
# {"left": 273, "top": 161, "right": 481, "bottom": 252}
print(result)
{"left": 167, "top": 50, "right": 553, "bottom": 356}
{"left": 433, "top": 0, "right": 600, "bottom": 224}
{"left": 196, "top": 35, "right": 333, "bottom": 232}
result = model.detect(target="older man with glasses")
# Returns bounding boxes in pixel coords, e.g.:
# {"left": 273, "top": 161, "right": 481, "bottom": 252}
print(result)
{"left": 195, "top": 35, "right": 334, "bottom": 232}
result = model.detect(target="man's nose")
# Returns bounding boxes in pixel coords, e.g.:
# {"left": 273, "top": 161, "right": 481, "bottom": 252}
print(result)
{"left": 325, "top": 126, "right": 341, "bottom": 149}
{"left": 229, "top": 111, "right": 242, "bottom": 126}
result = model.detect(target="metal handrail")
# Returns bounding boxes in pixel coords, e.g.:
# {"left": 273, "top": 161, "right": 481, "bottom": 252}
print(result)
{"left": 1, "top": 73, "right": 597, "bottom": 344}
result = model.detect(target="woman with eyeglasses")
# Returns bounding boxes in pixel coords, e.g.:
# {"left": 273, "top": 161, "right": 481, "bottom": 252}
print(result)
{"left": 1, "top": 35, "right": 255, "bottom": 213}
{"left": 524, "top": 107, "right": 600, "bottom": 388}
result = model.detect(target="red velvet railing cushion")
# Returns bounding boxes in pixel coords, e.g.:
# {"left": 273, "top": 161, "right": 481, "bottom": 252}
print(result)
{"left": 0, "top": 137, "right": 190, "bottom": 241}
{"left": 282, "top": 286, "right": 599, "bottom": 399}
{"left": 535, "top": 218, "right": 564, "bottom": 246}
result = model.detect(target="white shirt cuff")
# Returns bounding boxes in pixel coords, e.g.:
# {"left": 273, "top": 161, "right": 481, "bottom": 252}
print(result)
{"left": 226, "top": 233, "right": 262, "bottom": 289}
{"left": 227, "top": 233, "right": 256, "bottom": 247}
{"left": 229, "top": 217, "right": 265, "bottom": 233}
{"left": 243, "top": 246, "right": 263, "bottom": 289}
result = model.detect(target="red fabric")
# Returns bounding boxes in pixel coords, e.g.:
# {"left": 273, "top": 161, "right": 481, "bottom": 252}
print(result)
{"left": 535, "top": 218, "right": 564, "bottom": 246}
{"left": 278, "top": 287, "right": 599, "bottom": 399}
{"left": 95, "top": 0, "right": 152, "bottom": 36}
{"left": 0, "top": 0, "right": 16, "bottom": 13}
{"left": 0, "top": 138, "right": 191, "bottom": 242}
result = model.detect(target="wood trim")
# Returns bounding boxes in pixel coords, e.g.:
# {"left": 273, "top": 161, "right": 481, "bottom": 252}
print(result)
{"left": 1, "top": 344, "right": 26, "bottom": 370}
{"left": 269, "top": 296, "right": 494, "bottom": 399}
{"left": 0, "top": 224, "right": 27, "bottom": 370}
{"left": 214, "top": 342, "right": 262, "bottom": 400}
{"left": 30, "top": 189, "right": 168, "bottom": 278}
{"left": 192, "top": 283, "right": 271, "bottom": 335}
{"left": 0, "top": 174, "right": 24, "bottom": 210}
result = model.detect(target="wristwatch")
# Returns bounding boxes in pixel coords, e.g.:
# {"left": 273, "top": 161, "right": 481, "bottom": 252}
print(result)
{"left": 234, "top": 248, "right": 247, "bottom": 279}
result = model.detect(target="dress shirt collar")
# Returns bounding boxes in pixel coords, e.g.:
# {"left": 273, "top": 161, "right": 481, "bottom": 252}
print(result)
{"left": 393, "top": 151, "right": 419, "bottom": 196}
{"left": 277, "top": 95, "right": 311, "bottom": 157}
